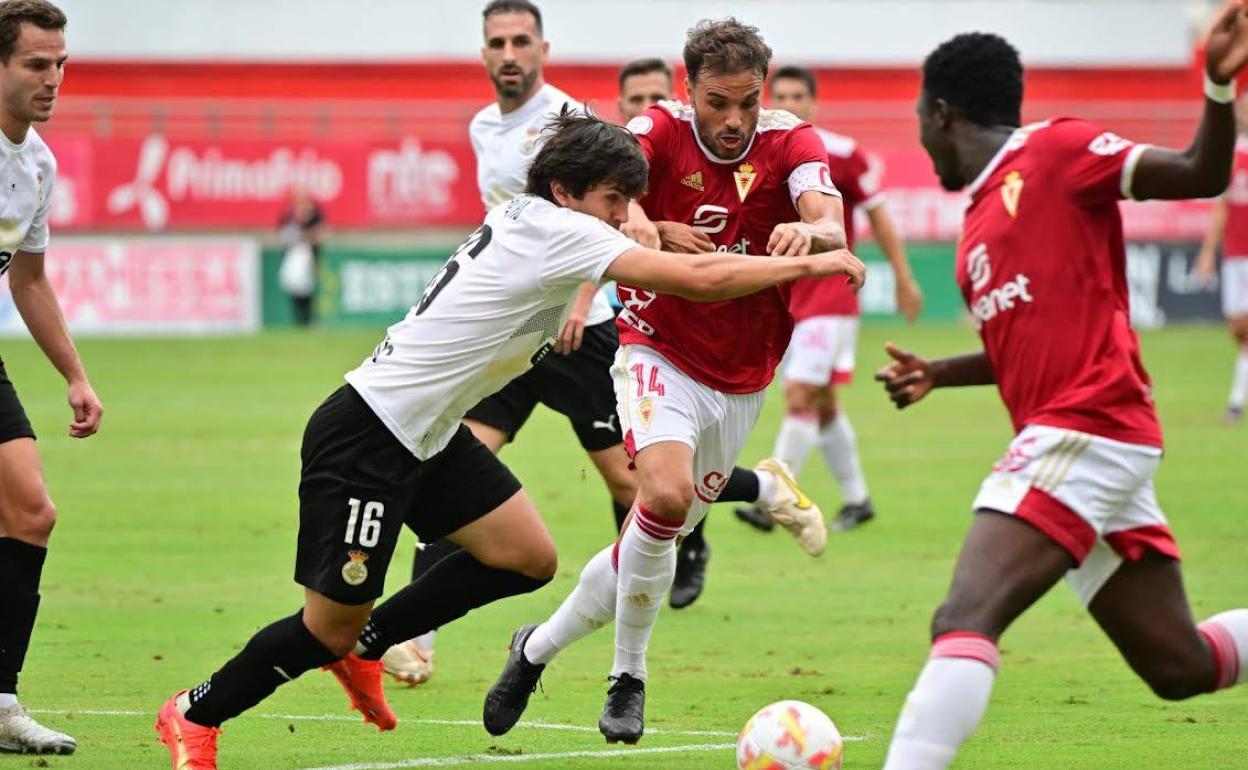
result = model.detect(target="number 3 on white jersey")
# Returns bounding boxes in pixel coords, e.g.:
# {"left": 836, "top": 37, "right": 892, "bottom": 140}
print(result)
{"left": 345, "top": 498, "right": 384, "bottom": 547}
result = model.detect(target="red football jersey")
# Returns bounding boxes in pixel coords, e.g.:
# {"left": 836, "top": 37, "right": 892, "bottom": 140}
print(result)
{"left": 789, "top": 127, "right": 885, "bottom": 320}
{"left": 618, "top": 102, "right": 839, "bottom": 393}
{"left": 956, "top": 117, "right": 1162, "bottom": 447}
{"left": 1222, "top": 139, "right": 1248, "bottom": 260}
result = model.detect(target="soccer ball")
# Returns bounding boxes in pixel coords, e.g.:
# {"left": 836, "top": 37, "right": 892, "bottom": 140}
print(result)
{"left": 736, "top": 700, "right": 844, "bottom": 770}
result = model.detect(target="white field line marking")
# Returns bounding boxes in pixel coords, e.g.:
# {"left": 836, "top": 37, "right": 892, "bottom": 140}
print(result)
{"left": 29, "top": 708, "right": 743, "bottom": 737}
{"left": 32, "top": 708, "right": 868, "bottom": 742}
{"left": 296, "top": 743, "right": 738, "bottom": 770}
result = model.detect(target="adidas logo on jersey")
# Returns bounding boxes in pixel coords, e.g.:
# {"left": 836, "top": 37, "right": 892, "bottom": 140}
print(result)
{"left": 681, "top": 172, "right": 704, "bottom": 191}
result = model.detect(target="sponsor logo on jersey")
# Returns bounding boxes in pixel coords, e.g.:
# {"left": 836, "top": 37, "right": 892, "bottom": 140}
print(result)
{"left": 1088, "top": 131, "right": 1132, "bottom": 157}
{"left": 1001, "top": 170, "right": 1023, "bottom": 218}
{"left": 967, "top": 243, "right": 1034, "bottom": 326}
{"left": 341, "top": 550, "right": 370, "bottom": 586}
{"left": 681, "top": 171, "right": 704, "bottom": 192}
{"left": 733, "top": 162, "right": 757, "bottom": 202}
{"left": 968, "top": 242, "right": 992, "bottom": 292}
{"left": 692, "top": 203, "right": 729, "bottom": 234}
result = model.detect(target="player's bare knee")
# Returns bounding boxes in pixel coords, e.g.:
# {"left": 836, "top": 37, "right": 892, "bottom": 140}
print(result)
{"left": 931, "top": 596, "right": 999, "bottom": 640}
{"left": 784, "top": 382, "right": 821, "bottom": 413}
{"left": 1145, "top": 663, "right": 1210, "bottom": 701}
{"left": 7, "top": 496, "right": 57, "bottom": 544}
{"left": 639, "top": 478, "right": 693, "bottom": 520}
{"left": 309, "top": 619, "right": 365, "bottom": 659}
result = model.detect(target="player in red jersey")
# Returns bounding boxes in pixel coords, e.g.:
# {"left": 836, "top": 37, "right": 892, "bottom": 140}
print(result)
{"left": 484, "top": 18, "right": 854, "bottom": 744}
{"left": 874, "top": 15, "right": 1248, "bottom": 769}
{"left": 1196, "top": 95, "right": 1248, "bottom": 424}
{"left": 736, "top": 65, "right": 923, "bottom": 533}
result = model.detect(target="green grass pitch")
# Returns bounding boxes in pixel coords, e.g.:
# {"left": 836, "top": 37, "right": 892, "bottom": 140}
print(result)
{"left": 3, "top": 321, "right": 1245, "bottom": 769}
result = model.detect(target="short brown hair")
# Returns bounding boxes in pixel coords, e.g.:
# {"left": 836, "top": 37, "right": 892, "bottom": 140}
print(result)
{"left": 618, "top": 58, "right": 672, "bottom": 90}
{"left": 482, "top": 0, "right": 542, "bottom": 35}
{"left": 683, "top": 17, "right": 771, "bottom": 83}
{"left": 0, "top": 0, "right": 65, "bottom": 62}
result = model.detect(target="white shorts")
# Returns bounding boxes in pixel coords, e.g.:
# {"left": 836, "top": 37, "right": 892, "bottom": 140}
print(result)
{"left": 784, "top": 316, "right": 859, "bottom": 386}
{"left": 612, "top": 344, "right": 765, "bottom": 535}
{"left": 1222, "top": 259, "right": 1248, "bottom": 318}
{"left": 971, "top": 424, "right": 1179, "bottom": 607}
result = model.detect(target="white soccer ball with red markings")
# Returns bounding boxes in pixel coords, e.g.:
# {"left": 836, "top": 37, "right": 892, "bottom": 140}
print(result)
{"left": 736, "top": 700, "right": 844, "bottom": 770}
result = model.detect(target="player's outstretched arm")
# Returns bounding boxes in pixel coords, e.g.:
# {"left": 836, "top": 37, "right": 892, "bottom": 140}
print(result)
{"left": 874, "top": 342, "right": 994, "bottom": 410}
{"left": 605, "top": 245, "right": 865, "bottom": 302}
{"left": 1133, "top": 1, "right": 1248, "bottom": 201}
{"left": 8, "top": 250, "right": 102, "bottom": 437}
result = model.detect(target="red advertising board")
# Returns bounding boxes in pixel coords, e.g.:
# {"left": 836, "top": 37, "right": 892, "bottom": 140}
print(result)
{"left": 41, "top": 133, "right": 1215, "bottom": 242}
{"left": 0, "top": 237, "right": 259, "bottom": 335}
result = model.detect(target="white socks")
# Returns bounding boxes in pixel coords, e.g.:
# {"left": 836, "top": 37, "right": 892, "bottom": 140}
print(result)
{"left": 773, "top": 413, "right": 819, "bottom": 477}
{"left": 414, "top": 630, "right": 436, "bottom": 651}
{"left": 1200, "top": 609, "right": 1248, "bottom": 689}
{"left": 882, "top": 633, "right": 1000, "bottom": 770}
{"left": 1229, "top": 346, "right": 1248, "bottom": 411}
{"left": 524, "top": 545, "right": 618, "bottom": 666}
{"left": 611, "top": 506, "right": 680, "bottom": 681}
{"left": 0, "top": 693, "right": 17, "bottom": 710}
{"left": 819, "top": 413, "right": 869, "bottom": 505}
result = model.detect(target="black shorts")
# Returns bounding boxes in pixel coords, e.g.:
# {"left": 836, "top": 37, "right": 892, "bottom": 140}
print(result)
{"left": 294, "top": 385, "right": 522, "bottom": 605}
{"left": 0, "top": 358, "right": 34, "bottom": 444}
{"left": 464, "top": 319, "right": 622, "bottom": 452}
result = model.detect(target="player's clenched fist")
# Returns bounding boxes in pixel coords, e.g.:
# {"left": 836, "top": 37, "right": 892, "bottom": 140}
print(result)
{"left": 768, "top": 221, "right": 816, "bottom": 256}
{"left": 809, "top": 249, "right": 866, "bottom": 291}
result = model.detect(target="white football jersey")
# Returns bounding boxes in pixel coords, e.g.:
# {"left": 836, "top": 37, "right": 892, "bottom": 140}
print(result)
{"left": 345, "top": 195, "right": 635, "bottom": 459}
{"left": 469, "top": 83, "right": 614, "bottom": 324}
{"left": 0, "top": 127, "right": 55, "bottom": 274}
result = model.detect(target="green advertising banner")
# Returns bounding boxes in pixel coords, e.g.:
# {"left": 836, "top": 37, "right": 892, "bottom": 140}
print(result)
{"left": 262, "top": 242, "right": 964, "bottom": 329}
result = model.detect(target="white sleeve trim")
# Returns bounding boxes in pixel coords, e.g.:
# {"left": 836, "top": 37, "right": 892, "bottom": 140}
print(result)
{"left": 1120, "top": 143, "right": 1150, "bottom": 201}
{"left": 787, "top": 161, "right": 841, "bottom": 208}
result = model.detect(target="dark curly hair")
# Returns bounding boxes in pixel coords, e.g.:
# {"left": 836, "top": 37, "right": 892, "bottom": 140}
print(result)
{"left": 526, "top": 110, "right": 649, "bottom": 203}
{"left": 922, "top": 32, "right": 1023, "bottom": 128}
{"left": 684, "top": 17, "right": 772, "bottom": 83}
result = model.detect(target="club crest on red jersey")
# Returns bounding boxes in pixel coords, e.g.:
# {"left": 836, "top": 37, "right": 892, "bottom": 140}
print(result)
{"left": 1001, "top": 170, "right": 1024, "bottom": 218}
{"left": 734, "top": 162, "right": 757, "bottom": 202}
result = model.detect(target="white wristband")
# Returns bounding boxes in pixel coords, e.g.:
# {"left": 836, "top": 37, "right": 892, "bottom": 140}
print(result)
{"left": 1205, "top": 73, "right": 1236, "bottom": 104}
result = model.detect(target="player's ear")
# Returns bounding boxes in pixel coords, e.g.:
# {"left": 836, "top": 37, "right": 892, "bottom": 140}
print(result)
{"left": 540, "top": 39, "right": 550, "bottom": 62}
{"left": 685, "top": 76, "right": 694, "bottom": 101}
{"left": 932, "top": 97, "right": 953, "bottom": 130}
{"left": 550, "top": 180, "right": 572, "bottom": 207}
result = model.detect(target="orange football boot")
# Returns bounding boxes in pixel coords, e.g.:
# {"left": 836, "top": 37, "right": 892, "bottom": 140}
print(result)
{"left": 154, "top": 692, "right": 220, "bottom": 770}
{"left": 324, "top": 654, "right": 398, "bottom": 731}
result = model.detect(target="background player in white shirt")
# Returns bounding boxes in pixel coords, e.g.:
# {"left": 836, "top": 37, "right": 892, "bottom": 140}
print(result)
{"left": 155, "top": 113, "right": 864, "bottom": 770}
{"left": 0, "top": 0, "right": 102, "bottom": 755}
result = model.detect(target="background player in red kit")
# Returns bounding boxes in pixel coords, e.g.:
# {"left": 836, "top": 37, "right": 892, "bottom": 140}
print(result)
{"left": 874, "top": 12, "right": 1248, "bottom": 769}
{"left": 1196, "top": 92, "right": 1248, "bottom": 424}
{"left": 484, "top": 17, "right": 854, "bottom": 745}
{"left": 737, "top": 65, "right": 923, "bottom": 533}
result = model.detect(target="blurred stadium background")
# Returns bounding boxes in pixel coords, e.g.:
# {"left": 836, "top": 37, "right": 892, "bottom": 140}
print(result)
{"left": 1, "top": 0, "right": 1233, "bottom": 335}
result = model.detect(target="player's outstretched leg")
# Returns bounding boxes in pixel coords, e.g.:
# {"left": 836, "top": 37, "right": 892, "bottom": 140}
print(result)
{"left": 1087, "top": 553, "right": 1247, "bottom": 698}
{"left": 882, "top": 512, "right": 1072, "bottom": 770}
{"left": 380, "top": 539, "right": 460, "bottom": 686}
{"left": 355, "top": 490, "right": 555, "bottom": 678}
{"left": 156, "top": 601, "right": 352, "bottom": 769}
{"left": 724, "top": 465, "right": 776, "bottom": 532}
{"left": 819, "top": 407, "right": 874, "bottom": 532}
{"left": 0, "top": 438, "right": 75, "bottom": 756}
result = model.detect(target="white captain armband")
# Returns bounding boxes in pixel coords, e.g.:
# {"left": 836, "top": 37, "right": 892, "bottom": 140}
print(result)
{"left": 787, "top": 161, "right": 841, "bottom": 207}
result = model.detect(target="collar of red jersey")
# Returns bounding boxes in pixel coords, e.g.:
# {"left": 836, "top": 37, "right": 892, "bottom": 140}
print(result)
{"left": 965, "top": 126, "right": 1028, "bottom": 197}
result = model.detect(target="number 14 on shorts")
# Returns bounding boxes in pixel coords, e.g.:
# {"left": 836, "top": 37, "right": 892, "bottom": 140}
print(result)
{"left": 630, "top": 362, "right": 666, "bottom": 398}
{"left": 345, "top": 498, "right": 384, "bottom": 548}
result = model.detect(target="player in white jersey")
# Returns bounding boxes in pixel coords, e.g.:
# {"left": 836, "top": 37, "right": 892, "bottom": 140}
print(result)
{"left": 0, "top": 1, "right": 99, "bottom": 756}
{"left": 155, "top": 114, "right": 864, "bottom": 770}
{"left": 379, "top": 0, "right": 630, "bottom": 685}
